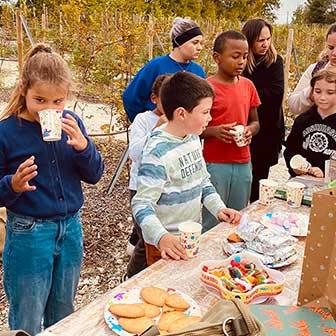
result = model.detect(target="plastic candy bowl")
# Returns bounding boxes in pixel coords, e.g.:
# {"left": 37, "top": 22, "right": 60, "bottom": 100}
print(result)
{"left": 199, "top": 253, "right": 285, "bottom": 304}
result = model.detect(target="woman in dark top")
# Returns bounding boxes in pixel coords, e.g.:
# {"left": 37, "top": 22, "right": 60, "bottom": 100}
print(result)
{"left": 242, "top": 18, "right": 285, "bottom": 202}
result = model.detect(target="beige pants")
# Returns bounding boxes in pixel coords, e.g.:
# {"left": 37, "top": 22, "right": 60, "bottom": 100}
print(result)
{"left": 0, "top": 207, "right": 6, "bottom": 256}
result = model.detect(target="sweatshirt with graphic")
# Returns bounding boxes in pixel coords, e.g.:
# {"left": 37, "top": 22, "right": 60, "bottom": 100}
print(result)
{"left": 284, "top": 105, "right": 336, "bottom": 176}
{"left": 131, "top": 128, "right": 226, "bottom": 247}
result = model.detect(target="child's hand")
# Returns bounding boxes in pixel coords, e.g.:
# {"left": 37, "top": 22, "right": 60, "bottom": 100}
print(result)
{"left": 11, "top": 156, "right": 38, "bottom": 193}
{"left": 244, "top": 127, "right": 253, "bottom": 145}
{"left": 61, "top": 114, "right": 88, "bottom": 152}
{"left": 213, "top": 122, "right": 237, "bottom": 143}
{"left": 158, "top": 233, "right": 187, "bottom": 261}
{"left": 308, "top": 166, "right": 324, "bottom": 178}
{"left": 217, "top": 208, "right": 241, "bottom": 225}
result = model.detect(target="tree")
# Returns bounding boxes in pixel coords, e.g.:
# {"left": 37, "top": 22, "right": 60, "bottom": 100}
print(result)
{"left": 298, "top": 0, "right": 336, "bottom": 24}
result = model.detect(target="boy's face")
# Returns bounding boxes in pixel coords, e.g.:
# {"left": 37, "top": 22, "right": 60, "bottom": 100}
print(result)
{"left": 312, "top": 78, "right": 336, "bottom": 114}
{"left": 182, "top": 97, "right": 213, "bottom": 135}
{"left": 214, "top": 39, "right": 248, "bottom": 78}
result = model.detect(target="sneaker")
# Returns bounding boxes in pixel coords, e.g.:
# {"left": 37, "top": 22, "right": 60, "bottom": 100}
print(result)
{"left": 126, "top": 241, "right": 135, "bottom": 256}
{"left": 120, "top": 273, "right": 128, "bottom": 283}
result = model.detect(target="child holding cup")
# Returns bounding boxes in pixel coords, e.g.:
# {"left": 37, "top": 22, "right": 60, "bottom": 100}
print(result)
{"left": 284, "top": 68, "right": 336, "bottom": 178}
{"left": 0, "top": 43, "right": 104, "bottom": 335}
{"left": 201, "top": 31, "right": 260, "bottom": 232}
{"left": 132, "top": 72, "right": 241, "bottom": 263}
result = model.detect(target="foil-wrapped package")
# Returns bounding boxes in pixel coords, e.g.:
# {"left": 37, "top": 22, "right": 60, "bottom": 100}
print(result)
{"left": 223, "top": 214, "right": 298, "bottom": 266}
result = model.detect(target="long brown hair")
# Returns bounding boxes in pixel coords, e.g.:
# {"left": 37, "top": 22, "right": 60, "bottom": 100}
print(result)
{"left": 1, "top": 43, "right": 72, "bottom": 120}
{"left": 242, "top": 18, "right": 277, "bottom": 74}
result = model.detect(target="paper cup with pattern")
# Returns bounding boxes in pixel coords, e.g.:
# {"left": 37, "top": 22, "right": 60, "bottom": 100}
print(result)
{"left": 290, "top": 155, "right": 311, "bottom": 173}
{"left": 230, "top": 125, "right": 246, "bottom": 147}
{"left": 38, "top": 109, "right": 63, "bottom": 141}
{"left": 178, "top": 222, "right": 202, "bottom": 258}
{"left": 285, "top": 181, "right": 305, "bottom": 208}
{"left": 259, "top": 179, "right": 278, "bottom": 205}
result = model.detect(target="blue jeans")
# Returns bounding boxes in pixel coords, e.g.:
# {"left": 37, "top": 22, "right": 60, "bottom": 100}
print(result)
{"left": 3, "top": 211, "right": 83, "bottom": 336}
{"left": 202, "top": 162, "right": 252, "bottom": 232}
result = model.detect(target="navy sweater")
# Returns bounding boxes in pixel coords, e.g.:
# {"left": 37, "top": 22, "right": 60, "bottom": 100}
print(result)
{"left": 0, "top": 111, "right": 104, "bottom": 218}
{"left": 284, "top": 106, "right": 336, "bottom": 176}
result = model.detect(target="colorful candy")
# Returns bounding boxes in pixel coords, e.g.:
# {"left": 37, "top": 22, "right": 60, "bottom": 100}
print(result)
{"left": 204, "top": 258, "right": 275, "bottom": 293}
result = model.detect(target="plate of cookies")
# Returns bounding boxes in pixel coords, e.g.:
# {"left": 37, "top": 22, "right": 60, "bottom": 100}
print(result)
{"left": 104, "top": 286, "right": 202, "bottom": 335}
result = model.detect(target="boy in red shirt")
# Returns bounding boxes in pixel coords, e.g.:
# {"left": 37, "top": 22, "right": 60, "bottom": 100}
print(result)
{"left": 202, "top": 30, "right": 260, "bottom": 232}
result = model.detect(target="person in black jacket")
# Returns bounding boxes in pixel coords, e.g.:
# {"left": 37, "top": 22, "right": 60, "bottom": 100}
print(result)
{"left": 242, "top": 18, "right": 285, "bottom": 202}
{"left": 284, "top": 68, "right": 336, "bottom": 177}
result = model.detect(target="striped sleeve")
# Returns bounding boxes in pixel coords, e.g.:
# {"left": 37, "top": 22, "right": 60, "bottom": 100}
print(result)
{"left": 131, "top": 154, "right": 168, "bottom": 247}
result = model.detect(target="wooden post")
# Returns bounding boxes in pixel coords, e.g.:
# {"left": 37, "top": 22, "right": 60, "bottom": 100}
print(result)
{"left": 148, "top": 18, "right": 154, "bottom": 61}
{"left": 15, "top": 9, "right": 23, "bottom": 79}
{"left": 284, "top": 27, "right": 294, "bottom": 107}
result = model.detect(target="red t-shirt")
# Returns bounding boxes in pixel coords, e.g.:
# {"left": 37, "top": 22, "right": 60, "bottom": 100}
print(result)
{"left": 203, "top": 76, "right": 260, "bottom": 163}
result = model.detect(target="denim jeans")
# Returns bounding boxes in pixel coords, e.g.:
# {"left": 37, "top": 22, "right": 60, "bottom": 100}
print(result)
{"left": 3, "top": 211, "right": 83, "bottom": 336}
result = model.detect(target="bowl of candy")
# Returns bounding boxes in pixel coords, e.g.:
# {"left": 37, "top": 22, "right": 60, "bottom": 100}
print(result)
{"left": 199, "top": 253, "right": 285, "bottom": 304}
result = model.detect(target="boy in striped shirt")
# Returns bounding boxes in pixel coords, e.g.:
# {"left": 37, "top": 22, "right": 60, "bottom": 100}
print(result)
{"left": 132, "top": 72, "right": 241, "bottom": 262}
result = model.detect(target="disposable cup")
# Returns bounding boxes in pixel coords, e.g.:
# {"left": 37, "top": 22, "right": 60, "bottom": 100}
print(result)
{"left": 259, "top": 179, "right": 278, "bottom": 205}
{"left": 285, "top": 181, "right": 305, "bottom": 208}
{"left": 38, "top": 109, "right": 63, "bottom": 141}
{"left": 290, "top": 155, "right": 311, "bottom": 172}
{"left": 230, "top": 125, "right": 246, "bottom": 147}
{"left": 178, "top": 221, "right": 202, "bottom": 258}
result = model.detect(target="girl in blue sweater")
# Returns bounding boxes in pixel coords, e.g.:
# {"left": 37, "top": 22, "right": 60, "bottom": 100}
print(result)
{"left": 122, "top": 17, "right": 205, "bottom": 122}
{"left": 0, "top": 43, "right": 104, "bottom": 335}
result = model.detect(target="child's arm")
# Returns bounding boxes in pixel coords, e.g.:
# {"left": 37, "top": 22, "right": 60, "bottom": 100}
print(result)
{"left": 201, "top": 122, "right": 237, "bottom": 143}
{"left": 307, "top": 166, "right": 324, "bottom": 178}
{"left": 283, "top": 119, "right": 303, "bottom": 177}
{"left": 217, "top": 208, "right": 241, "bottom": 224}
{"left": 62, "top": 112, "right": 104, "bottom": 184}
{"left": 129, "top": 115, "right": 153, "bottom": 164}
{"left": 131, "top": 155, "right": 187, "bottom": 260}
{"left": 244, "top": 107, "right": 260, "bottom": 144}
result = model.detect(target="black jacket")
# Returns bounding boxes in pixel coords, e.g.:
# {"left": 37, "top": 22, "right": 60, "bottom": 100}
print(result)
{"left": 244, "top": 55, "right": 285, "bottom": 165}
{"left": 284, "top": 105, "right": 336, "bottom": 176}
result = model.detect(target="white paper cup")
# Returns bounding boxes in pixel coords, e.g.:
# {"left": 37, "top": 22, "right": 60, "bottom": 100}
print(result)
{"left": 290, "top": 155, "right": 311, "bottom": 172}
{"left": 259, "top": 179, "right": 278, "bottom": 205}
{"left": 285, "top": 181, "right": 305, "bottom": 208}
{"left": 38, "top": 109, "right": 63, "bottom": 141}
{"left": 230, "top": 125, "right": 246, "bottom": 147}
{"left": 178, "top": 221, "right": 202, "bottom": 258}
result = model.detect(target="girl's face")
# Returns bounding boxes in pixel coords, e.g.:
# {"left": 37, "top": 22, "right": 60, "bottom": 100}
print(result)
{"left": 21, "top": 82, "right": 68, "bottom": 123}
{"left": 178, "top": 35, "right": 203, "bottom": 61}
{"left": 326, "top": 32, "right": 336, "bottom": 66}
{"left": 252, "top": 26, "right": 272, "bottom": 56}
{"left": 214, "top": 39, "right": 248, "bottom": 79}
{"left": 312, "top": 78, "right": 336, "bottom": 116}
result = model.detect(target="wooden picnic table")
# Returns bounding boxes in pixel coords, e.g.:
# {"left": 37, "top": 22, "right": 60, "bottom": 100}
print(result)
{"left": 40, "top": 198, "right": 310, "bottom": 336}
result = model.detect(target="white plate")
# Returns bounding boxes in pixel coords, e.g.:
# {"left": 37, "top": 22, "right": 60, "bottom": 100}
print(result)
{"left": 260, "top": 212, "right": 309, "bottom": 237}
{"left": 104, "top": 286, "right": 202, "bottom": 336}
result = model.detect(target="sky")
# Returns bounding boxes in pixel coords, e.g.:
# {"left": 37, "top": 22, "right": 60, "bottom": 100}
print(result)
{"left": 276, "top": 0, "right": 306, "bottom": 24}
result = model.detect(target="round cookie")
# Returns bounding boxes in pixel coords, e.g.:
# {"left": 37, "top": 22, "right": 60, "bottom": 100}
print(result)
{"left": 140, "top": 287, "right": 168, "bottom": 307}
{"left": 167, "top": 315, "right": 202, "bottom": 333}
{"left": 164, "top": 293, "right": 190, "bottom": 311}
{"left": 119, "top": 316, "right": 154, "bottom": 334}
{"left": 157, "top": 311, "right": 185, "bottom": 332}
{"left": 108, "top": 303, "right": 144, "bottom": 318}
{"left": 137, "top": 303, "right": 161, "bottom": 318}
